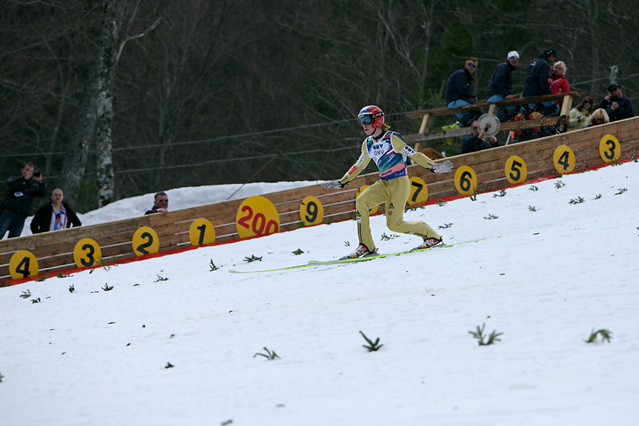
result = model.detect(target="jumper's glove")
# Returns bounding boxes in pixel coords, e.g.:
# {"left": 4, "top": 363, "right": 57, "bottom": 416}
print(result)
{"left": 431, "top": 160, "right": 453, "bottom": 174}
{"left": 321, "top": 180, "right": 345, "bottom": 189}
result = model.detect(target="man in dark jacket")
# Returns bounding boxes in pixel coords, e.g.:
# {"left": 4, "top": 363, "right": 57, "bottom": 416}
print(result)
{"left": 30, "top": 188, "right": 82, "bottom": 234}
{"left": 445, "top": 57, "right": 479, "bottom": 126}
{"left": 598, "top": 83, "right": 635, "bottom": 122}
{"left": 487, "top": 51, "right": 520, "bottom": 121}
{"left": 0, "top": 162, "right": 47, "bottom": 238}
{"left": 145, "top": 192, "right": 169, "bottom": 215}
{"left": 522, "top": 48, "right": 558, "bottom": 116}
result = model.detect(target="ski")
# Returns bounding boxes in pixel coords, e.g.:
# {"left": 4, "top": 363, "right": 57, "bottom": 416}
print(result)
{"left": 228, "top": 237, "right": 494, "bottom": 274}
{"left": 308, "top": 237, "right": 487, "bottom": 266}
{"left": 228, "top": 262, "right": 319, "bottom": 274}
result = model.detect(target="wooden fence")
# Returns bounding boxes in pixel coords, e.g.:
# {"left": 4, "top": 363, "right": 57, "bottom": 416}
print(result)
{"left": 1, "top": 113, "right": 637, "bottom": 285}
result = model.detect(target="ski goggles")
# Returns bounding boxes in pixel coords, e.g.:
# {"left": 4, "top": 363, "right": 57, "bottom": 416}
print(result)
{"left": 358, "top": 114, "right": 374, "bottom": 125}
{"left": 358, "top": 112, "right": 382, "bottom": 125}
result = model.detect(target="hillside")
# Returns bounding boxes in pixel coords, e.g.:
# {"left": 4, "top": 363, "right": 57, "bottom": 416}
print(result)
{"left": 1, "top": 161, "right": 638, "bottom": 425}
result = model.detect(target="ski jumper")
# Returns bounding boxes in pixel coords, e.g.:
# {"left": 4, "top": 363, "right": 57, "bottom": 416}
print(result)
{"left": 337, "top": 130, "right": 441, "bottom": 251}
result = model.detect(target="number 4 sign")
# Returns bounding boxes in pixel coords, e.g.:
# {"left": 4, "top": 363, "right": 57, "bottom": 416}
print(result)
{"left": 9, "top": 250, "right": 39, "bottom": 279}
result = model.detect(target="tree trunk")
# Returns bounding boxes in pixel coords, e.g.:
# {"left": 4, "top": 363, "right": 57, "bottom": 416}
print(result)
{"left": 96, "top": 0, "right": 128, "bottom": 207}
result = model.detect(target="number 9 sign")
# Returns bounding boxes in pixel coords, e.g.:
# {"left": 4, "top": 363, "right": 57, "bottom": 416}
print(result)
{"left": 236, "top": 195, "right": 280, "bottom": 238}
{"left": 299, "top": 196, "right": 324, "bottom": 226}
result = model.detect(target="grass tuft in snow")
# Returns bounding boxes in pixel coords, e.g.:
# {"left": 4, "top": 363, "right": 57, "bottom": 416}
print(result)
{"left": 254, "top": 347, "right": 280, "bottom": 360}
{"left": 209, "top": 260, "right": 219, "bottom": 271}
{"left": 359, "top": 330, "right": 384, "bottom": 352}
{"left": 585, "top": 329, "right": 613, "bottom": 344}
{"left": 469, "top": 323, "right": 503, "bottom": 346}
{"left": 244, "top": 255, "right": 262, "bottom": 263}
{"left": 493, "top": 188, "right": 507, "bottom": 198}
{"left": 20, "top": 289, "right": 31, "bottom": 299}
{"left": 568, "top": 196, "right": 585, "bottom": 204}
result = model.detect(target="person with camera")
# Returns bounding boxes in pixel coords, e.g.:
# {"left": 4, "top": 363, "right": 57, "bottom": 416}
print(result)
{"left": 0, "top": 162, "right": 47, "bottom": 239}
{"left": 461, "top": 120, "right": 498, "bottom": 154}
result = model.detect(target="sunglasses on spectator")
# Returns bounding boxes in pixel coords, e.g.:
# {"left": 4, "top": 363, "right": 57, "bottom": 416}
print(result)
{"left": 471, "top": 126, "right": 479, "bottom": 130}
{"left": 157, "top": 199, "right": 168, "bottom": 203}
{"left": 467, "top": 63, "right": 476, "bottom": 68}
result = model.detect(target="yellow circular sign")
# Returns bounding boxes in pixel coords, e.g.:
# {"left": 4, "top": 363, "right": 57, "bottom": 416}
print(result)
{"left": 505, "top": 155, "right": 528, "bottom": 185}
{"left": 189, "top": 218, "right": 216, "bottom": 246}
{"left": 356, "top": 185, "right": 379, "bottom": 214}
{"left": 9, "top": 250, "right": 39, "bottom": 279}
{"left": 132, "top": 226, "right": 160, "bottom": 256}
{"left": 408, "top": 177, "right": 428, "bottom": 205}
{"left": 454, "top": 165, "right": 478, "bottom": 196}
{"left": 73, "top": 238, "right": 102, "bottom": 268}
{"left": 299, "top": 196, "right": 324, "bottom": 226}
{"left": 599, "top": 134, "right": 621, "bottom": 163}
{"left": 553, "top": 145, "right": 576, "bottom": 174}
{"left": 236, "top": 195, "right": 280, "bottom": 238}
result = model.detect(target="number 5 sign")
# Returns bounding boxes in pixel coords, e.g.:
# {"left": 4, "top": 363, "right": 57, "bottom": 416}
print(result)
{"left": 236, "top": 195, "right": 280, "bottom": 239}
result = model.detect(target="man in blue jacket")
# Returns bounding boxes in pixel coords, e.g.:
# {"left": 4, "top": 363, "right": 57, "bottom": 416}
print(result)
{"left": 487, "top": 51, "right": 520, "bottom": 121}
{"left": 522, "top": 48, "right": 557, "bottom": 116}
{"left": 598, "top": 83, "right": 635, "bottom": 122}
{"left": 445, "top": 57, "right": 479, "bottom": 126}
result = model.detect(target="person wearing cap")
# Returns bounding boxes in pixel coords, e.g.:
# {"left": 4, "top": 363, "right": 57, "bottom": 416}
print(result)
{"left": 522, "top": 48, "right": 558, "bottom": 116}
{"left": 598, "top": 83, "right": 634, "bottom": 122}
{"left": 445, "top": 57, "right": 480, "bottom": 126}
{"left": 486, "top": 51, "right": 521, "bottom": 121}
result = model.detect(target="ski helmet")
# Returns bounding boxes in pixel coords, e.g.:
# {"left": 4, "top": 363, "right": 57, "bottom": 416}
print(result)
{"left": 358, "top": 105, "right": 385, "bottom": 128}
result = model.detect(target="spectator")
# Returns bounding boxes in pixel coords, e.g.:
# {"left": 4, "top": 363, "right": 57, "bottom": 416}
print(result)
{"left": 522, "top": 48, "right": 558, "bottom": 116}
{"left": 586, "top": 108, "right": 610, "bottom": 127}
{"left": 567, "top": 96, "right": 594, "bottom": 130}
{"left": 549, "top": 61, "right": 570, "bottom": 107}
{"left": 30, "top": 188, "right": 82, "bottom": 234}
{"left": 445, "top": 57, "right": 480, "bottom": 126}
{"left": 145, "top": 192, "right": 169, "bottom": 215}
{"left": 0, "top": 162, "right": 47, "bottom": 239}
{"left": 598, "top": 83, "right": 635, "bottom": 122}
{"left": 487, "top": 50, "right": 521, "bottom": 121}
{"left": 461, "top": 120, "right": 498, "bottom": 154}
